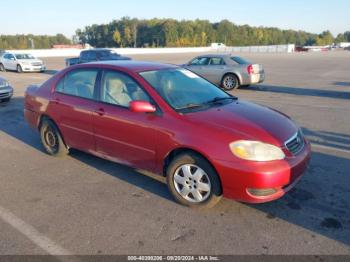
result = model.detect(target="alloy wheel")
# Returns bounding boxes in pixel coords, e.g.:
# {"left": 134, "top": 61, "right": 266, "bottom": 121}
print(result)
{"left": 173, "top": 164, "right": 211, "bottom": 203}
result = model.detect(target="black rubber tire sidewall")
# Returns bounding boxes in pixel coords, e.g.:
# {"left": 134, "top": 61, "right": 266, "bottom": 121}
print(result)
{"left": 166, "top": 152, "right": 222, "bottom": 208}
{"left": 40, "top": 119, "right": 68, "bottom": 157}
{"left": 17, "top": 65, "right": 23, "bottom": 73}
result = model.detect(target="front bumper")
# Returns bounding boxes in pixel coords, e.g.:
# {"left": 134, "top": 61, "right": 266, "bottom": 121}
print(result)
{"left": 214, "top": 141, "right": 311, "bottom": 203}
{"left": 21, "top": 64, "right": 46, "bottom": 72}
{"left": 0, "top": 86, "right": 13, "bottom": 101}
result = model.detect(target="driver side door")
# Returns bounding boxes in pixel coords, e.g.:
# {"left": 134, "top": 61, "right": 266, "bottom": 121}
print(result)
{"left": 93, "top": 69, "right": 159, "bottom": 171}
{"left": 185, "top": 57, "right": 210, "bottom": 77}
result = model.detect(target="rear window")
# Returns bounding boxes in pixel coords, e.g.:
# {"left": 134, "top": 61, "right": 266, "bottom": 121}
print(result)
{"left": 231, "top": 57, "right": 251, "bottom": 65}
{"left": 56, "top": 69, "right": 98, "bottom": 99}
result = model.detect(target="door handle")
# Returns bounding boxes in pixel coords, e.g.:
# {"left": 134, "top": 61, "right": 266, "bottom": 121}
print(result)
{"left": 95, "top": 108, "right": 105, "bottom": 116}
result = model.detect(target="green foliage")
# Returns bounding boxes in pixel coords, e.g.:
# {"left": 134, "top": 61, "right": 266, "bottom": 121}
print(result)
{"left": 315, "top": 31, "right": 334, "bottom": 46}
{"left": 113, "top": 30, "right": 121, "bottom": 45}
{"left": 75, "top": 17, "right": 332, "bottom": 48}
{"left": 335, "top": 31, "right": 350, "bottom": 43}
{"left": 0, "top": 34, "right": 71, "bottom": 49}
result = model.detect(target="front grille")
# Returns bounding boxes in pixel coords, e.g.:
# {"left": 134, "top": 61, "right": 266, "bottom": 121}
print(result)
{"left": 285, "top": 131, "right": 305, "bottom": 155}
{"left": 0, "top": 92, "right": 10, "bottom": 98}
{"left": 31, "top": 63, "right": 42, "bottom": 66}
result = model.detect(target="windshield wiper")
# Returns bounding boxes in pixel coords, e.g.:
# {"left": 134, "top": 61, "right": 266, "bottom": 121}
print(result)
{"left": 205, "top": 96, "right": 238, "bottom": 104}
{"left": 176, "top": 103, "right": 205, "bottom": 111}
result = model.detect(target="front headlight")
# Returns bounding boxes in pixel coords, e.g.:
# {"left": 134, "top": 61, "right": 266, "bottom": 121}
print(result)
{"left": 229, "top": 140, "right": 285, "bottom": 161}
{"left": 0, "top": 81, "right": 9, "bottom": 88}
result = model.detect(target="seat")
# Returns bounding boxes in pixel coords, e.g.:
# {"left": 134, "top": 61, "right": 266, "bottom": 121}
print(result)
{"left": 105, "top": 78, "right": 131, "bottom": 107}
{"left": 76, "top": 82, "right": 93, "bottom": 99}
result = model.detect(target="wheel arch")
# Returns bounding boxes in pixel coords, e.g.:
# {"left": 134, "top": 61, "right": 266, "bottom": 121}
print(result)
{"left": 38, "top": 114, "right": 68, "bottom": 148}
{"left": 162, "top": 147, "right": 223, "bottom": 193}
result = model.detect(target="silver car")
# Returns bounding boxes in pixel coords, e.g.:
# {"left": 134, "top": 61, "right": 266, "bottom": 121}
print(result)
{"left": 183, "top": 54, "right": 265, "bottom": 90}
{"left": 0, "top": 52, "right": 46, "bottom": 73}
{"left": 0, "top": 77, "right": 13, "bottom": 102}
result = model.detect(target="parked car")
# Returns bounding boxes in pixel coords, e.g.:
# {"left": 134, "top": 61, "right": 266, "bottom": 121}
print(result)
{"left": 0, "top": 52, "right": 46, "bottom": 73}
{"left": 0, "top": 76, "right": 13, "bottom": 102}
{"left": 66, "top": 49, "right": 131, "bottom": 67}
{"left": 24, "top": 61, "right": 310, "bottom": 208}
{"left": 183, "top": 54, "right": 265, "bottom": 90}
{"left": 65, "top": 57, "right": 79, "bottom": 67}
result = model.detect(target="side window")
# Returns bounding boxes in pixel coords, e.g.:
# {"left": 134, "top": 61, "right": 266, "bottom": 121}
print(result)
{"left": 190, "top": 57, "right": 209, "bottom": 66}
{"left": 55, "top": 69, "right": 98, "bottom": 99}
{"left": 88, "top": 52, "right": 97, "bottom": 61}
{"left": 80, "top": 52, "right": 88, "bottom": 61}
{"left": 209, "top": 58, "right": 225, "bottom": 65}
{"left": 101, "top": 70, "right": 150, "bottom": 107}
{"left": 5, "top": 54, "right": 14, "bottom": 60}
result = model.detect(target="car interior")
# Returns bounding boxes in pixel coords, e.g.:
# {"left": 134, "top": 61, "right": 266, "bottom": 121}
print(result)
{"left": 102, "top": 72, "right": 150, "bottom": 107}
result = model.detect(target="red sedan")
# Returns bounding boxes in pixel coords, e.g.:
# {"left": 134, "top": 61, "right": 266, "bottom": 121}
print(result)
{"left": 24, "top": 61, "right": 311, "bottom": 208}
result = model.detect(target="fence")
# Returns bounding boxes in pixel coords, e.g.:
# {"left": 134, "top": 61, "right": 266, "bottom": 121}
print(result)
{"left": 6, "top": 44, "right": 295, "bottom": 58}
{"left": 217, "top": 44, "right": 295, "bottom": 53}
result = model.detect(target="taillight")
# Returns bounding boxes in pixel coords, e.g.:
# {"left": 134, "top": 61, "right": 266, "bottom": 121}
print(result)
{"left": 247, "top": 64, "right": 253, "bottom": 74}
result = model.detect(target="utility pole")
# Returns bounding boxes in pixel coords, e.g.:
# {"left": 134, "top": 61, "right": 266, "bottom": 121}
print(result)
{"left": 133, "top": 23, "right": 137, "bottom": 48}
{"left": 29, "top": 38, "right": 35, "bottom": 49}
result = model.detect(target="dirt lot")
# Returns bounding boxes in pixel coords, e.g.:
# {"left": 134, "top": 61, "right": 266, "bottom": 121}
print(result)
{"left": 0, "top": 51, "right": 349, "bottom": 255}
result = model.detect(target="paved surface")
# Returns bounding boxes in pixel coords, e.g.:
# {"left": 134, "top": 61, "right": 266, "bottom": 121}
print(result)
{"left": 0, "top": 51, "right": 350, "bottom": 255}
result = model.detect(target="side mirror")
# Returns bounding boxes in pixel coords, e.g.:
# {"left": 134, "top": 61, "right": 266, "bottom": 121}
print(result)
{"left": 129, "top": 100, "right": 156, "bottom": 113}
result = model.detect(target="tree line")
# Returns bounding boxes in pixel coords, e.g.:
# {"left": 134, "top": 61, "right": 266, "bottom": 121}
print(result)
{"left": 76, "top": 17, "right": 350, "bottom": 48}
{"left": 1, "top": 18, "right": 349, "bottom": 49}
{"left": 0, "top": 34, "right": 71, "bottom": 49}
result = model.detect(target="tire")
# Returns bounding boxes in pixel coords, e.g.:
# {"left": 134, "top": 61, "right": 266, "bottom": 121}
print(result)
{"left": 221, "top": 74, "right": 239, "bottom": 91}
{"left": 0, "top": 63, "right": 5, "bottom": 72}
{"left": 166, "top": 152, "right": 222, "bottom": 208}
{"left": 40, "top": 119, "right": 69, "bottom": 157}
{"left": 17, "top": 64, "right": 23, "bottom": 73}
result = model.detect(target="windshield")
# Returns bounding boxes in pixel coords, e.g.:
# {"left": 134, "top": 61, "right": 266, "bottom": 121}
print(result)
{"left": 231, "top": 56, "right": 250, "bottom": 65}
{"left": 15, "top": 54, "right": 35, "bottom": 60}
{"left": 139, "top": 68, "right": 234, "bottom": 112}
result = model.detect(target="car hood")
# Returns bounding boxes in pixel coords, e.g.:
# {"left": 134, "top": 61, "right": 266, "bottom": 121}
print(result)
{"left": 18, "top": 59, "right": 43, "bottom": 64}
{"left": 184, "top": 100, "right": 298, "bottom": 146}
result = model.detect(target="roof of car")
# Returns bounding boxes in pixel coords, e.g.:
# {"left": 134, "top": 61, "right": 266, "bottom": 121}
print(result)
{"left": 196, "top": 54, "right": 232, "bottom": 58}
{"left": 86, "top": 60, "right": 179, "bottom": 72}
{"left": 82, "top": 48, "right": 116, "bottom": 52}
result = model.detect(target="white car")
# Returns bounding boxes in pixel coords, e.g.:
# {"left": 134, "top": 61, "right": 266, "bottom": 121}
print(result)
{"left": 0, "top": 52, "right": 46, "bottom": 73}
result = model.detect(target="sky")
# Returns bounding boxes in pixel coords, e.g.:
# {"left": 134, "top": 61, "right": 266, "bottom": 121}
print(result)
{"left": 1, "top": 0, "right": 349, "bottom": 38}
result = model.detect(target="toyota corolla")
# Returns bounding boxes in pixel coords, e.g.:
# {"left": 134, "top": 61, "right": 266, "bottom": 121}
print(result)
{"left": 24, "top": 61, "right": 311, "bottom": 208}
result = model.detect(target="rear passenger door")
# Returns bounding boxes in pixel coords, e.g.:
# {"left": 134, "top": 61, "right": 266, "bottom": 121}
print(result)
{"left": 48, "top": 68, "right": 101, "bottom": 152}
{"left": 202, "top": 57, "right": 227, "bottom": 84}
